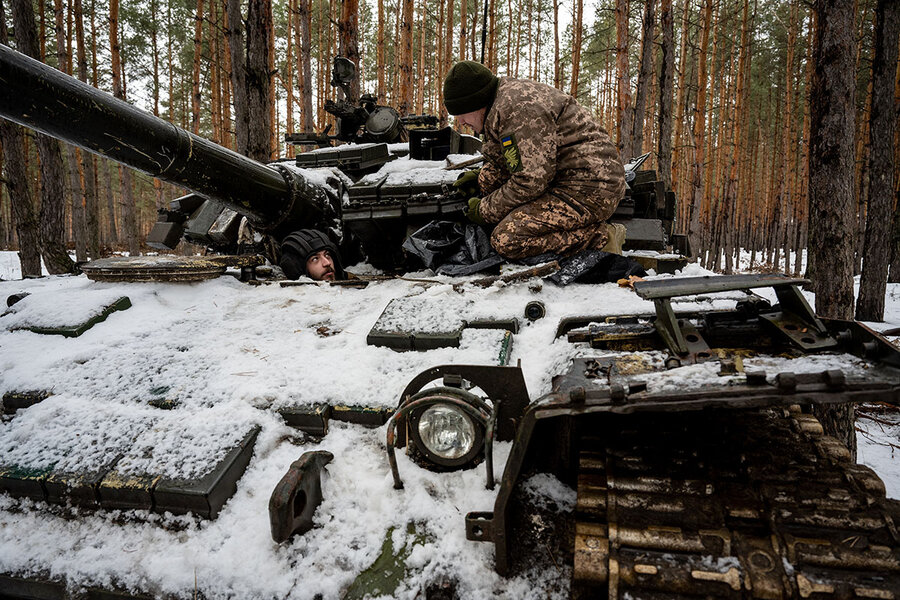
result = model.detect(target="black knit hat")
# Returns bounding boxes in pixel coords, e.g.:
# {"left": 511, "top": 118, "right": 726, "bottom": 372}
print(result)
{"left": 443, "top": 61, "right": 499, "bottom": 116}
{"left": 280, "top": 229, "right": 344, "bottom": 280}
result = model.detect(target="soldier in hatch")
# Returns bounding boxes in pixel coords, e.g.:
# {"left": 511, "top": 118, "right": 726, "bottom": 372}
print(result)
{"left": 443, "top": 61, "right": 627, "bottom": 259}
{"left": 279, "top": 229, "right": 345, "bottom": 281}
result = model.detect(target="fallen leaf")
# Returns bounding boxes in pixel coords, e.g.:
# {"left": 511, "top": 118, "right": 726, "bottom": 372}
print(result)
{"left": 617, "top": 275, "right": 645, "bottom": 289}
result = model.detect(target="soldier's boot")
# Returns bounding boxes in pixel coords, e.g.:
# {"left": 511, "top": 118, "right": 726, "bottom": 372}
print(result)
{"left": 598, "top": 223, "right": 626, "bottom": 254}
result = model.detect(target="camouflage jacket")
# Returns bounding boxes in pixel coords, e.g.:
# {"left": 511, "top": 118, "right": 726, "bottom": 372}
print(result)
{"left": 477, "top": 78, "right": 626, "bottom": 224}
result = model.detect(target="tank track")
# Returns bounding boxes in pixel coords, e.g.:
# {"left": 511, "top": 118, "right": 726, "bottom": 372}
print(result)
{"left": 572, "top": 406, "right": 900, "bottom": 599}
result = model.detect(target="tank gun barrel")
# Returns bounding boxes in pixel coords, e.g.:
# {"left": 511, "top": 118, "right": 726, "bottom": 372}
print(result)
{"left": 0, "top": 43, "right": 320, "bottom": 231}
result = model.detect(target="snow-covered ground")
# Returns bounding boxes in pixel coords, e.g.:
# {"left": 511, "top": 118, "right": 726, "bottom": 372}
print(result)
{"left": 0, "top": 250, "right": 898, "bottom": 599}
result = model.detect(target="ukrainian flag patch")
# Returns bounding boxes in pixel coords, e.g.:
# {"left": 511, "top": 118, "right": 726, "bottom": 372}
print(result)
{"left": 500, "top": 132, "right": 523, "bottom": 173}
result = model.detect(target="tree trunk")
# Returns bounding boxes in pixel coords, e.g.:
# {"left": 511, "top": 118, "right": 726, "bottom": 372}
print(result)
{"left": 778, "top": 0, "right": 798, "bottom": 274}
{"left": 809, "top": 0, "right": 857, "bottom": 319}
{"left": 442, "top": 0, "right": 454, "bottom": 121}
{"left": 687, "top": 0, "right": 712, "bottom": 259}
{"left": 657, "top": 0, "right": 674, "bottom": 190}
{"left": 533, "top": 0, "right": 542, "bottom": 80}
{"left": 11, "top": 0, "right": 75, "bottom": 273}
{"left": 459, "top": 0, "right": 467, "bottom": 62}
{"left": 393, "top": 0, "right": 402, "bottom": 103}
{"left": 54, "top": 0, "right": 87, "bottom": 263}
{"left": 74, "top": 0, "right": 99, "bottom": 259}
{"left": 631, "top": 0, "right": 654, "bottom": 156}
{"left": 506, "top": 0, "right": 513, "bottom": 74}
{"left": 615, "top": 0, "right": 632, "bottom": 161}
{"left": 486, "top": 0, "right": 496, "bottom": 70}
{"left": 108, "top": 0, "right": 140, "bottom": 256}
{"left": 569, "top": 0, "right": 583, "bottom": 97}
{"left": 191, "top": 0, "right": 205, "bottom": 135}
{"left": 286, "top": 0, "right": 294, "bottom": 152}
{"left": 671, "top": 0, "right": 692, "bottom": 219}
{"left": 856, "top": 0, "right": 898, "bottom": 321}
{"left": 246, "top": 0, "right": 273, "bottom": 162}
{"left": 297, "top": 0, "right": 314, "bottom": 130}
{"left": 209, "top": 0, "right": 222, "bottom": 143}
{"left": 167, "top": 0, "right": 174, "bottom": 122}
{"left": 53, "top": 0, "right": 87, "bottom": 262}
{"left": 150, "top": 0, "right": 160, "bottom": 117}
{"left": 0, "top": 123, "right": 42, "bottom": 277}
{"left": 227, "top": 0, "right": 250, "bottom": 154}
{"left": 0, "top": 0, "right": 42, "bottom": 276}
{"left": 219, "top": 0, "right": 232, "bottom": 148}
{"left": 722, "top": 0, "right": 751, "bottom": 275}
{"left": 398, "top": 0, "right": 414, "bottom": 115}
{"left": 266, "top": 0, "right": 276, "bottom": 159}
{"left": 470, "top": 5, "right": 477, "bottom": 62}
{"left": 103, "top": 159, "right": 118, "bottom": 244}
{"left": 553, "top": 0, "right": 560, "bottom": 88}
{"left": 415, "top": 0, "right": 426, "bottom": 112}
{"left": 377, "top": 0, "right": 385, "bottom": 100}
{"left": 808, "top": 0, "right": 858, "bottom": 458}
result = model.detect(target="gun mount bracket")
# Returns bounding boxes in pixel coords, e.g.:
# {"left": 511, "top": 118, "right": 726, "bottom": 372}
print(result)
{"left": 638, "top": 275, "right": 838, "bottom": 357}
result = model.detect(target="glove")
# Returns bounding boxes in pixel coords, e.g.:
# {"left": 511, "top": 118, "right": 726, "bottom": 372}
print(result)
{"left": 465, "top": 197, "right": 486, "bottom": 225}
{"left": 453, "top": 168, "right": 481, "bottom": 198}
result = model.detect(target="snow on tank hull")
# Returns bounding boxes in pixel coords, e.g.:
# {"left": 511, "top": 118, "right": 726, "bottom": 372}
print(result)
{"left": 384, "top": 275, "right": 900, "bottom": 598}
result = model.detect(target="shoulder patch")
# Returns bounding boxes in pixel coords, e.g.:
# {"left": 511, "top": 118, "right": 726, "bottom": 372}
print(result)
{"left": 500, "top": 132, "right": 524, "bottom": 173}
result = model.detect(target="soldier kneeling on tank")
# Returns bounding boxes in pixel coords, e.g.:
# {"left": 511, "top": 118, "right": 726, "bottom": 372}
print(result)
{"left": 443, "top": 61, "right": 627, "bottom": 259}
{"left": 279, "top": 229, "right": 345, "bottom": 281}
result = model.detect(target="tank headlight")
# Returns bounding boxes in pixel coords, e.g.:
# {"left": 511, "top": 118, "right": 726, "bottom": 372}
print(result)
{"left": 387, "top": 386, "right": 495, "bottom": 488}
{"left": 417, "top": 404, "right": 476, "bottom": 460}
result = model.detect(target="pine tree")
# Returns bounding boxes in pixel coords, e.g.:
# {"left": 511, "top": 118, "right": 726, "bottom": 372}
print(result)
{"left": 856, "top": 0, "right": 899, "bottom": 320}
{"left": 11, "top": 0, "right": 76, "bottom": 272}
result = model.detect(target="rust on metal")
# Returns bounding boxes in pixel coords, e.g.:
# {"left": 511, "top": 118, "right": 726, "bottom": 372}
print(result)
{"left": 268, "top": 450, "right": 334, "bottom": 543}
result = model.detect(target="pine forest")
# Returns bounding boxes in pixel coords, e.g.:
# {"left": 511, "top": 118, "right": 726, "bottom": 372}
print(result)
{"left": 0, "top": 0, "right": 898, "bottom": 309}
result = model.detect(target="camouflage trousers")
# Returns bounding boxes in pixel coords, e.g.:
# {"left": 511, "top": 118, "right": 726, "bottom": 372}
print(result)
{"left": 490, "top": 183, "right": 620, "bottom": 259}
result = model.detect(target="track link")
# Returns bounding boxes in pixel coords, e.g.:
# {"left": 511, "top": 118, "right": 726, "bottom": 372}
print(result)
{"left": 572, "top": 407, "right": 900, "bottom": 599}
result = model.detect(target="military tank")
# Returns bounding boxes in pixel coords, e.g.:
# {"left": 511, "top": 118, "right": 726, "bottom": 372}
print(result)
{"left": 0, "top": 46, "right": 683, "bottom": 278}
{"left": 1, "top": 43, "right": 899, "bottom": 600}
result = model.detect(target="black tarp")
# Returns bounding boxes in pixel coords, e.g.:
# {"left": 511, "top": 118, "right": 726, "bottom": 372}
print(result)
{"left": 402, "top": 221, "right": 647, "bottom": 284}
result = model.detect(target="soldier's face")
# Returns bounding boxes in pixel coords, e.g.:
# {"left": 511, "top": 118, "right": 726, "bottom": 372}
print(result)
{"left": 306, "top": 249, "right": 335, "bottom": 281}
{"left": 456, "top": 107, "right": 487, "bottom": 135}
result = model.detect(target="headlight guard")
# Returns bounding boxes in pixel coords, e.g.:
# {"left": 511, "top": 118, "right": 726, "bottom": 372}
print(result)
{"left": 387, "top": 386, "right": 497, "bottom": 489}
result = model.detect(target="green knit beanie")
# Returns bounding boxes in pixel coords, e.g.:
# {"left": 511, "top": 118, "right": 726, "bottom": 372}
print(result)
{"left": 443, "top": 61, "right": 499, "bottom": 115}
